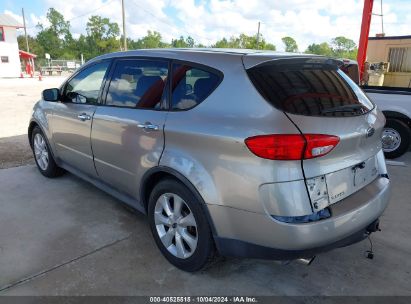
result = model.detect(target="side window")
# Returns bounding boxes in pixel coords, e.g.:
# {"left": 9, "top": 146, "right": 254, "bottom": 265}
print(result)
{"left": 64, "top": 61, "right": 110, "bottom": 104}
{"left": 106, "top": 60, "right": 168, "bottom": 109}
{"left": 171, "top": 64, "right": 221, "bottom": 110}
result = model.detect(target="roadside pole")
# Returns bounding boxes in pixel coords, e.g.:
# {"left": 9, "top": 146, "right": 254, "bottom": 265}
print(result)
{"left": 22, "top": 8, "right": 29, "bottom": 52}
{"left": 121, "top": 0, "right": 127, "bottom": 51}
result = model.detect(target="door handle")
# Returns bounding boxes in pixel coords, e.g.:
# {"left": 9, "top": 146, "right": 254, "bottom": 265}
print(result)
{"left": 77, "top": 113, "right": 91, "bottom": 121}
{"left": 137, "top": 122, "right": 159, "bottom": 131}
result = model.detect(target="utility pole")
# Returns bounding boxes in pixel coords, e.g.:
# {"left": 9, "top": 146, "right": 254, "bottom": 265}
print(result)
{"left": 21, "top": 8, "right": 29, "bottom": 52}
{"left": 256, "top": 21, "right": 260, "bottom": 49}
{"left": 121, "top": 0, "right": 127, "bottom": 51}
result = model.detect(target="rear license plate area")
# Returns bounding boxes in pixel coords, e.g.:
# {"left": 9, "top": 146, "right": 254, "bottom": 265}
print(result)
{"left": 326, "top": 156, "right": 379, "bottom": 205}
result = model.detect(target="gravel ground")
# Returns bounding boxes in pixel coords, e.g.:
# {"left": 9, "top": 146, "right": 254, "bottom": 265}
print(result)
{"left": 0, "top": 76, "right": 66, "bottom": 169}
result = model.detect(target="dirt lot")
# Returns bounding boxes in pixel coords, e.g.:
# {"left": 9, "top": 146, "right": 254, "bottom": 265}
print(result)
{"left": 0, "top": 77, "right": 66, "bottom": 169}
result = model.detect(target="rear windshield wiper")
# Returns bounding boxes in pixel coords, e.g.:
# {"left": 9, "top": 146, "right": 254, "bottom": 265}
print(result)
{"left": 320, "top": 104, "right": 366, "bottom": 114}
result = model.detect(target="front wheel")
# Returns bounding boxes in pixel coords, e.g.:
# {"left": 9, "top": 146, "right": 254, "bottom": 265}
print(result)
{"left": 31, "top": 127, "right": 64, "bottom": 177}
{"left": 148, "top": 179, "right": 216, "bottom": 272}
{"left": 382, "top": 119, "right": 411, "bottom": 159}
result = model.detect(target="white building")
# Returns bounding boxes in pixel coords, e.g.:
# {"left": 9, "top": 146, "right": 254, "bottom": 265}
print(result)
{"left": 0, "top": 14, "right": 23, "bottom": 78}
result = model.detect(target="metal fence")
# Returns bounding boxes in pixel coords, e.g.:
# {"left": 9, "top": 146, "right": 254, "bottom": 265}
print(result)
{"left": 42, "top": 59, "right": 82, "bottom": 71}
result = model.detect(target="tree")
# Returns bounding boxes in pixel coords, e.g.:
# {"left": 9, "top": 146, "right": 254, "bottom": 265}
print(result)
{"left": 331, "top": 36, "right": 357, "bottom": 59}
{"left": 17, "top": 35, "right": 45, "bottom": 58}
{"left": 305, "top": 42, "right": 333, "bottom": 56}
{"left": 171, "top": 36, "right": 196, "bottom": 48}
{"left": 86, "top": 15, "right": 120, "bottom": 57}
{"left": 282, "top": 36, "right": 298, "bottom": 52}
{"left": 36, "top": 8, "right": 72, "bottom": 59}
{"left": 46, "top": 8, "right": 70, "bottom": 38}
{"left": 186, "top": 36, "right": 195, "bottom": 48}
{"left": 128, "top": 31, "right": 169, "bottom": 49}
{"left": 86, "top": 15, "right": 119, "bottom": 41}
{"left": 213, "top": 33, "right": 275, "bottom": 50}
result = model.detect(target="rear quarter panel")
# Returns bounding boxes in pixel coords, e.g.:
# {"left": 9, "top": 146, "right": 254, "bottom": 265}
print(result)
{"left": 160, "top": 55, "right": 305, "bottom": 213}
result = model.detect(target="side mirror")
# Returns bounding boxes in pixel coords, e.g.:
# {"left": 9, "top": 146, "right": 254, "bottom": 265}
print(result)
{"left": 42, "top": 88, "right": 60, "bottom": 102}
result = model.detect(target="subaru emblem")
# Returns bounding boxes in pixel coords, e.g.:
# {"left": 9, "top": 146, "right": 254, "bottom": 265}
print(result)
{"left": 366, "top": 127, "right": 375, "bottom": 138}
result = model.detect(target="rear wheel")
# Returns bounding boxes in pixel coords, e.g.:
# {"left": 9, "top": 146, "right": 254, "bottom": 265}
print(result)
{"left": 31, "top": 127, "right": 64, "bottom": 177}
{"left": 382, "top": 119, "right": 411, "bottom": 159}
{"left": 148, "top": 178, "right": 215, "bottom": 272}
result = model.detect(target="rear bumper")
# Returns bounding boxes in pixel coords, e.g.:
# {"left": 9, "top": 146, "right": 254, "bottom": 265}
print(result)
{"left": 214, "top": 219, "right": 378, "bottom": 260}
{"left": 208, "top": 176, "right": 390, "bottom": 258}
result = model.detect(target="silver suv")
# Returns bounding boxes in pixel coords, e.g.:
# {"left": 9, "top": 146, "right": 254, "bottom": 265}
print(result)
{"left": 29, "top": 49, "right": 391, "bottom": 271}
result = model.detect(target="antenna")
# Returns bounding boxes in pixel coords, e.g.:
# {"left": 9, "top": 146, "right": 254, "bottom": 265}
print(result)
{"left": 372, "top": 0, "right": 384, "bottom": 35}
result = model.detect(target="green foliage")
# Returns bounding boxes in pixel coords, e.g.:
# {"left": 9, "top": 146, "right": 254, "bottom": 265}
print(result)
{"left": 305, "top": 42, "right": 333, "bottom": 56}
{"left": 85, "top": 15, "right": 120, "bottom": 58}
{"left": 46, "top": 8, "right": 70, "bottom": 37}
{"left": 35, "top": 8, "right": 72, "bottom": 59}
{"left": 17, "top": 35, "right": 45, "bottom": 58}
{"left": 331, "top": 36, "right": 357, "bottom": 59}
{"left": 20, "top": 8, "right": 363, "bottom": 64}
{"left": 282, "top": 36, "right": 298, "bottom": 52}
{"left": 128, "top": 31, "right": 169, "bottom": 49}
{"left": 305, "top": 37, "right": 358, "bottom": 60}
{"left": 19, "top": 7, "right": 280, "bottom": 62}
{"left": 213, "top": 33, "right": 276, "bottom": 50}
{"left": 171, "top": 36, "right": 196, "bottom": 48}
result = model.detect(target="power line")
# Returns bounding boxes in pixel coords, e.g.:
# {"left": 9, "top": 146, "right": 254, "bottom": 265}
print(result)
{"left": 66, "top": 0, "right": 116, "bottom": 22}
{"left": 24, "top": 0, "right": 116, "bottom": 29}
{"left": 129, "top": 0, "right": 214, "bottom": 42}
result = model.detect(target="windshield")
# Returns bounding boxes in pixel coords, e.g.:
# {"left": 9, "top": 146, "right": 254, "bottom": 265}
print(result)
{"left": 247, "top": 58, "right": 374, "bottom": 117}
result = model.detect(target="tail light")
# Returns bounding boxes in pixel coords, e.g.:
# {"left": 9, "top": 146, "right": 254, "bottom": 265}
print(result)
{"left": 245, "top": 134, "right": 340, "bottom": 160}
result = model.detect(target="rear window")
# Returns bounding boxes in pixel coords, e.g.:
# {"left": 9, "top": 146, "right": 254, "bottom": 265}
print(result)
{"left": 247, "top": 58, "right": 374, "bottom": 117}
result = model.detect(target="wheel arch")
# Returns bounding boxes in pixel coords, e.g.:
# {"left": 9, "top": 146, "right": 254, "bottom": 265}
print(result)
{"left": 28, "top": 120, "right": 58, "bottom": 160}
{"left": 140, "top": 166, "right": 218, "bottom": 236}
{"left": 28, "top": 120, "right": 39, "bottom": 148}
{"left": 383, "top": 111, "right": 411, "bottom": 128}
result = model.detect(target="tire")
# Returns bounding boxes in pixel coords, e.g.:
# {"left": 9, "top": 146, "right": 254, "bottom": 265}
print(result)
{"left": 148, "top": 178, "right": 216, "bottom": 272}
{"left": 382, "top": 119, "right": 411, "bottom": 159}
{"left": 31, "top": 126, "right": 65, "bottom": 177}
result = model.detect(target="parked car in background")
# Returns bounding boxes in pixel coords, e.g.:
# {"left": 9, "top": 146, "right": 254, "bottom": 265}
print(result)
{"left": 337, "top": 59, "right": 411, "bottom": 159}
{"left": 29, "top": 49, "right": 390, "bottom": 271}
{"left": 363, "top": 86, "right": 411, "bottom": 159}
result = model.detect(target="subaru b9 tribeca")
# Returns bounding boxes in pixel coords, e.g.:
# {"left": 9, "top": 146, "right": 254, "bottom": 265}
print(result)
{"left": 29, "top": 49, "right": 391, "bottom": 271}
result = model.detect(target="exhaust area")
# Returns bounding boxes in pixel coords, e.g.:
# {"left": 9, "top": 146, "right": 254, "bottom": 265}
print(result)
{"left": 275, "top": 257, "right": 316, "bottom": 266}
{"left": 295, "top": 256, "right": 316, "bottom": 266}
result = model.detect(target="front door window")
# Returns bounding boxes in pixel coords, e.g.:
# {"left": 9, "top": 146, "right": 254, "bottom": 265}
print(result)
{"left": 64, "top": 61, "right": 110, "bottom": 104}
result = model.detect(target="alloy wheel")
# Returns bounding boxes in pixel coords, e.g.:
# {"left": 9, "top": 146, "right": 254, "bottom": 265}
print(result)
{"left": 33, "top": 133, "right": 49, "bottom": 170}
{"left": 154, "top": 193, "right": 198, "bottom": 259}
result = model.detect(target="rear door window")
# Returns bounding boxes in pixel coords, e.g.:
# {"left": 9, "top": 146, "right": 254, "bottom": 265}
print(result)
{"left": 247, "top": 58, "right": 374, "bottom": 117}
{"left": 171, "top": 63, "right": 221, "bottom": 110}
{"left": 106, "top": 59, "right": 168, "bottom": 109}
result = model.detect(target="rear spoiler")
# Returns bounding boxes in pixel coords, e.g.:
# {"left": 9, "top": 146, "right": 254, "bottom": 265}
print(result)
{"left": 242, "top": 55, "right": 339, "bottom": 71}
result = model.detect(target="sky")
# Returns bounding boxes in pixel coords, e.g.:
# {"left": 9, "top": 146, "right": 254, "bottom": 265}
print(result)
{"left": 1, "top": 0, "right": 411, "bottom": 51}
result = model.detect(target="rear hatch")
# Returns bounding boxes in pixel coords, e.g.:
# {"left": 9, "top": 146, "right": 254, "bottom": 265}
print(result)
{"left": 245, "top": 56, "right": 386, "bottom": 211}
